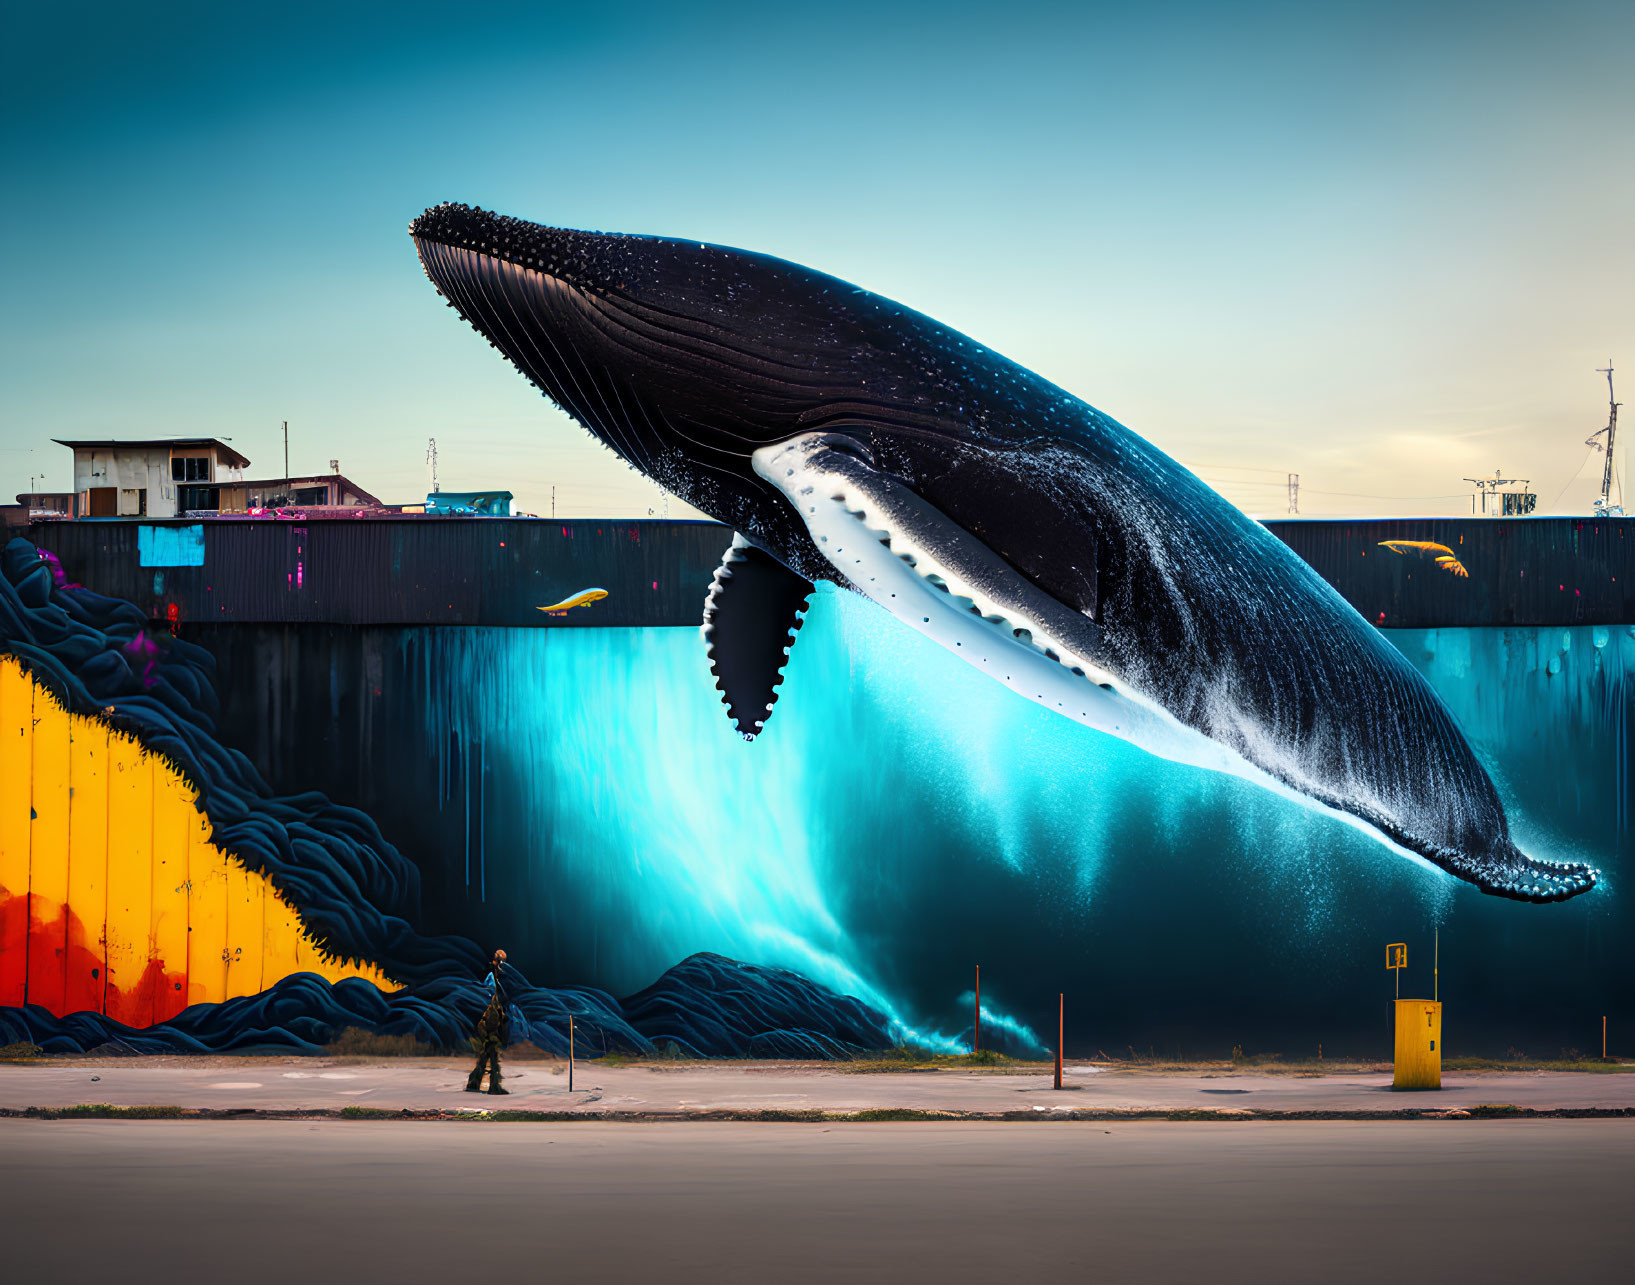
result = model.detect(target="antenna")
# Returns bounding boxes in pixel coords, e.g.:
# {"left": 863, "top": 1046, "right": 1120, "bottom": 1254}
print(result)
{"left": 426, "top": 437, "right": 440, "bottom": 494}
{"left": 1286, "top": 472, "right": 1299, "bottom": 515}
{"left": 1586, "top": 362, "right": 1622, "bottom": 516}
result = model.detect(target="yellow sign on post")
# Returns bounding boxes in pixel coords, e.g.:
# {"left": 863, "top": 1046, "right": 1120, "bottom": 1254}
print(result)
{"left": 1386, "top": 942, "right": 1407, "bottom": 1000}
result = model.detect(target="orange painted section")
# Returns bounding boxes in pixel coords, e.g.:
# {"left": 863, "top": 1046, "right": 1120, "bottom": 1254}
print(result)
{"left": 0, "top": 654, "right": 398, "bottom": 1026}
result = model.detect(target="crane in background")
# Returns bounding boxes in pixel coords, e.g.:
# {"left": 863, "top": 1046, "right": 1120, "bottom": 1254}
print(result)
{"left": 1586, "top": 362, "right": 1622, "bottom": 516}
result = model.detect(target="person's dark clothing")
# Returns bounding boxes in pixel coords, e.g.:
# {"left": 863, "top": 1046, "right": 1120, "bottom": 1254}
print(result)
{"left": 465, "top": 963, "right": 511, "bottom": 1094}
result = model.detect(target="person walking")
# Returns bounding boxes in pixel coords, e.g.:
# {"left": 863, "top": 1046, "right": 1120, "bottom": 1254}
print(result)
{"left": 465, "top": 948, "right": 511, "bottom": 1095}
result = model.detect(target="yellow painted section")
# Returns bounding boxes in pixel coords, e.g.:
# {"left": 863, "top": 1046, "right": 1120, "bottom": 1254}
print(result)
{"left": 65, "top": 715, "right": 109, "bottom": 1015}
{"left": 0, "top": 658, "right": 35, "bottom": 1005}
{"left": 225, "top": 853, "right": 265, "bottom": 997}
{"left": 1393, "top": 999, "right": 1443, "bottom": 1090}
{"left": 103, "top": 732, "right": 154, "bottom": 1022}
{"left": 186, "top": 806, "right": 226, "bottom": 1007}
{"left": 150, "top": 766, "right": 193, "bottom": 1021}
{"left": 0, "top": 653, "right": 397, "bottom": 1025}
{"left": 262, "top": 888, "right": 301, "bottom": 993}
{"left": 27, "top": 680, "right": 71, "bottom": 1006}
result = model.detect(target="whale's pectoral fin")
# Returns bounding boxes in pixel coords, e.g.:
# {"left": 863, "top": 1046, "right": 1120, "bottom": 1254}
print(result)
{"left": 702, "top": 533, "right": 815, "bottom": 739}
{"left": 751, "top": 432, "right": 1108, "bottom": 674}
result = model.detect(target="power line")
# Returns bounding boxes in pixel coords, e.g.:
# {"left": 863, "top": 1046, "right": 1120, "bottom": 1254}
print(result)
{"left": 1197, "top": 476, "right": 1468, "bottom": 501}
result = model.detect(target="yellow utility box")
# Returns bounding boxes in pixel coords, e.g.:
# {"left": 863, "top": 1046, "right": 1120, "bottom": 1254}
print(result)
{"left": 1393, "top": 999, "right": 1442, "bottom": 1089}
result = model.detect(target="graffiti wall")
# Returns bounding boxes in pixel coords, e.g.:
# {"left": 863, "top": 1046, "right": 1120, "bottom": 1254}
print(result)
{"left": 0, "top": 537, "right": 895, "bottom": 1057}
{"left": 3, "top": 520, "right": 1632, "bottom": 1058}
{"left": 0, "top": 655, "right": 396, "bottom": 1025}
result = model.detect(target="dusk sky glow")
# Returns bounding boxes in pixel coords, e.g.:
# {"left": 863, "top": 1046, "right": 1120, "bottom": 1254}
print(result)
{"left": 3, "top": 0, "right": 1631, "bottom": 517}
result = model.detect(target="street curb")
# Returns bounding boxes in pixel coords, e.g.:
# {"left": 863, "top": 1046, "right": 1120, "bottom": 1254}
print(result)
{"left": 5, "top": 1104, "right": 1635, "bottom": 1123}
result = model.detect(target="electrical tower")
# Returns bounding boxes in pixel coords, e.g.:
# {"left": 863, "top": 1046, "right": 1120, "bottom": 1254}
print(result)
{"left": 1287, "top": 473, "right": 1299, "bottom": 514}
{"left": 1463, "top": 470, "right": 1532, "bottom": 516}
{"left": 1586, "top": 362, "right": 1622, "bottom": 516}
{"left": 426, "top": 437, "right": 440, "bottom": 494}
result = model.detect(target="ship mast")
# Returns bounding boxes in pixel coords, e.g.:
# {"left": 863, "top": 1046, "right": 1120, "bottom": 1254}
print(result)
{"left": 1587, "top": 362, "right": 1622, "bottom": 516}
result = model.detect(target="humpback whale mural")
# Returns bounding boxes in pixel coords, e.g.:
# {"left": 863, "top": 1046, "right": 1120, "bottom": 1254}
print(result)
{"left": 410, "top": 203, "right": 1598, "bottom": 904}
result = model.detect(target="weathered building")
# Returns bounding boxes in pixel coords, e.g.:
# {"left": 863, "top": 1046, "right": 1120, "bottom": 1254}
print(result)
{"left": 55, "top": 437, "right": 251, "bottom": 518}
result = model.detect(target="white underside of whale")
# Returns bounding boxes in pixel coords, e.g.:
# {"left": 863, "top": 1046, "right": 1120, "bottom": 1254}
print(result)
{"left": 752, "top": 432, "right": 1452, "bottom": 882}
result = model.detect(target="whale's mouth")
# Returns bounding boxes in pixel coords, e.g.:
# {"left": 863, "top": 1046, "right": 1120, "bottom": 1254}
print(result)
{"left": 754, "top": 431, "right": 1601, "bottom": 904}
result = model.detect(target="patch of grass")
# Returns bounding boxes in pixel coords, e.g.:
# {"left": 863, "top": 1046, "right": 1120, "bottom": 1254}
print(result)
{"left": 848, "top": 1045, "right": 1036, "bottom": 1073}
{"left": 596, "top": 1049, "right": 653, "bottom": 1066}
{"left": 24, "top": 1104, "right": 183, "bottom": 1119}
{"left": 849, "top": 1108, "right": 940, "bottom": 1122}
{"left": 1444, "top": 1056, "right": 1633, "bottom": 1073}
{"left": 1466, "top": 1103, "right": 1526, "bottom": 1117}
{"left": 0, "top": 1041, "right": 43, "bottom": 1063}
{"left": 323, "top": 1027, "right": 440, "bottom": 1060}
{"left": 339, "top": 1106, "right": 402, "bottom": 1119}
{"left": 503, "top": 1041, "right": 561, "bottom": 1062}
{"left": 484, "top": 1110, "right": 589, "bottom": 1122}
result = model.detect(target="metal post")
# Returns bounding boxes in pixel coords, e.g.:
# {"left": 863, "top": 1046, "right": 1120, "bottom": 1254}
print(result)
{"left": 282, "top": 421, "right": 289, "bottom": 493}
{"left": 1054, "top": 993, "right": 1063, "bottom": 1090}
{"left": 974, "top": 965, "right": 980, "bottom": 1054}
{"left": 1434, "top": 929, "right": 1439, "bottom": 1003}
{"left": 569, "top": 1014, "right": 575, "bottom": 1092}
{"left": 1604, "top": 1016, "right": 1608, "bottom": 1061}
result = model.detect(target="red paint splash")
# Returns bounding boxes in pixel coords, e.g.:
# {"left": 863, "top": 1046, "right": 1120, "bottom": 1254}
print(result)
{"left": 3, "top": 887, "right": 188, "bottom": 1024}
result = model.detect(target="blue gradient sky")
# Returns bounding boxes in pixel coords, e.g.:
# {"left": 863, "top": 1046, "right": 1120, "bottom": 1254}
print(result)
{"left": 3, "top": 1, "right": 1631, "bottom": 516}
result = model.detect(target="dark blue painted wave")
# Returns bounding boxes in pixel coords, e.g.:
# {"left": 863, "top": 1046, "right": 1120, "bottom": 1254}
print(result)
{"left": 0, "top": 536, "right": 894, "bottom": 1058}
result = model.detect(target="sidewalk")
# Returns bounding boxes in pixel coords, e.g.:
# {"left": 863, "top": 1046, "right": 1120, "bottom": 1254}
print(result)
{"left": 4, "top": 1057, "right": 1634, "bottom": 1118}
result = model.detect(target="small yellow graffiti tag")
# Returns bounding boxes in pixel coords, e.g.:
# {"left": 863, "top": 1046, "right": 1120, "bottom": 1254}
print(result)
{"left": 538, "top": 588, "right": 610, "bottom": 616}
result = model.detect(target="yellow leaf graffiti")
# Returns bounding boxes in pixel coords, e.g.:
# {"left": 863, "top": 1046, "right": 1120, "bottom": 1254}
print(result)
{"left": 1377, "top": 540, "right": 1469, "bottom": 579}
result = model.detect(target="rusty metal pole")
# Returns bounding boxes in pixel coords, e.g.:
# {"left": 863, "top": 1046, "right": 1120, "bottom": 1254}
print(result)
{"left": 973, "top": 965, "right": 981, "bottom": 1054}
{"left": 569, "top": 1014, "right": 575, "bottom": 1093}
{"left": 1055, "top": 993, "right": 1063, "bottom": 1090}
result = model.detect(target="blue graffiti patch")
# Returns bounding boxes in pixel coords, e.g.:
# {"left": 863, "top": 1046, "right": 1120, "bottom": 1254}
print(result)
{"left": 137, "top": 524, "right": 205, "bottom": 567}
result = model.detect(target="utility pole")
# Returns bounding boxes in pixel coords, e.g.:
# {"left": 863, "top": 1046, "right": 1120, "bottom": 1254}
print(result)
{"left": 426, "top": 438, "right": 440, "bottom": 494}
{"left": 973, "top": 964, "right": 981, "bottom": 1055}
{"left": 282, "top": 420, "right": 290, "bottom": 491}
{"left": 1587, "top": 362, "right": 1622, "bottom": 516}
{"left": 1287, "top": 473, "right": 1299, "bottom": 514}
{"left": 551, "top": 485, "right": 556, "bottom": 519}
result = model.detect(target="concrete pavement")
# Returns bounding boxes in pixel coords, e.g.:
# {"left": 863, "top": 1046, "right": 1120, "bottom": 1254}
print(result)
{"left": 3, "top": 1057, "right": 1634, "bottom": 1116}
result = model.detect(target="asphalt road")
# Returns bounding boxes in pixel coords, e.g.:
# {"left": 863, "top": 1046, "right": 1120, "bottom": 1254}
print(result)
{"left": 3, "top": 1120, "right": 1631, "bottom": 1283}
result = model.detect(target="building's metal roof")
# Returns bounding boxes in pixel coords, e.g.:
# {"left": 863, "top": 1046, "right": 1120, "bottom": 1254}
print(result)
{"left": 234, "top": 475, "right": 386, "bottom": 507}
{"left": 52, "top": 438, "right": 252, "bottom": 469}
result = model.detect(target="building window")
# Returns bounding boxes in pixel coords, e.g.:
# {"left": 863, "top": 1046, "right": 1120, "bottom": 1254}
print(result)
{"left": 293, "top": 486, "right": 329, "bottom": 506}
{"left": 171, "top": 456, "right": 211, "bottom": 482}
{"left": 177, "top": 485, "right": 221, "bottom": 512}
